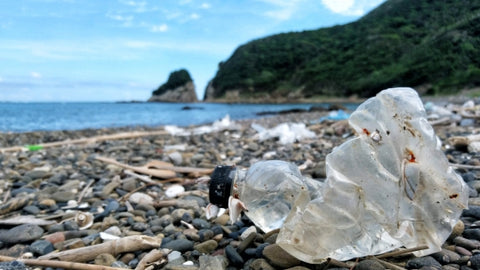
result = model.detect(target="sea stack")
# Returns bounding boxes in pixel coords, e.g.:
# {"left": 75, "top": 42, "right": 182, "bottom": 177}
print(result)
{"left": 148, "top": 69, "right": 198, "bottom": 103}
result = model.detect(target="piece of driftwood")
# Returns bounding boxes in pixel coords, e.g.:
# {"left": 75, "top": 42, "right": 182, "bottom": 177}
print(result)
{"left": 0, "top": 255, "right": 124, "bottom": 270}
{"left": 39, "top": 235, "right": 162, "bottom": 262}
{"left": 135, "top": 249, "right": 168, "bottom": 270}
{"left": 95, "top": 156, "right": 177, "bottom": 179}
{"left": 95, "top": 156, "right": 214, "bottom": 179}
{"left": 0, "top": 130, "right": 168, "bottom": 153}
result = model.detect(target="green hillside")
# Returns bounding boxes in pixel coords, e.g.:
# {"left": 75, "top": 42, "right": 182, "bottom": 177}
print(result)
{"left": 205, "top": 0, "right": 480, "bottom": 101}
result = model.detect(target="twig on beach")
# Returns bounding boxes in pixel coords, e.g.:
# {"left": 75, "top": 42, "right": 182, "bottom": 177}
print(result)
{"left": 0, "top": 130, "right": 169, "bottom": 153}
{"left": 77, "top": 179, "right": 94, "bottom": 203}
{"left": 372, "top": 257, "right": 407, "bottom": 270}
{"left": 134, "top": 249, "right": 168, "bottom": 270}
{"left": 0, "top": 255, "right": 124, "bottom": 270}
{"left": 375, "top": 245, "right": 429, "bottom": 259}
{"left": 38, "top": 235, "right": 162, "bottom": 262}
{"left": 450, "top": 163, "right": 480, "bottom": 170}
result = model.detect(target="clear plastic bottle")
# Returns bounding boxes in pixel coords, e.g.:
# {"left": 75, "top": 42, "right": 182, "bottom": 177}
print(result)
{"left": 209, "top": 160, "right": 323, "bottom": 233}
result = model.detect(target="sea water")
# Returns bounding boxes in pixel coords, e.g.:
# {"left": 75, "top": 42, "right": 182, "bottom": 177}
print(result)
{"left": 0, "top": 102, "right": 357, "bottom": 132}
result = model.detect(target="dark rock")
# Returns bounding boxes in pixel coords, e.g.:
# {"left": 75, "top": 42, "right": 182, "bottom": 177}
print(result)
{"left": 263, "top": 244, "right": 301, "bottom": 268}
{"left": 0, "top": 224, "right": 44, "bottom": 244}
{"left": 161, "top": 239, "right": 194, "bottom": 252}
{"left": 431, "top": 248, "right": 461, "bottom": 264}
{"left": 406, "top": 256, "right": 442, "bottom": 269}
{"left": 192, "top": 218, "right": 210, "bottom": 230}
{"left": 198, "top": 229, "right": 214, "bottom": 242}
{"left": 470, "top": 253, "right": 480, "bottom": 269}
{"left": 463, "top": 206, "right": 480, "bottom": 219}
{"left": 63, "top": 220, "right": 79, "bottom": 231}
{"left": 355, "top": 259, "right": 384, "bottom": 270}
{"left": 225, "top": 245, "right": 244, "bottom": 266}
{"left": 194, "top": 239, "right": 218, "bottom": 254}
{"left": 30, "top": 240, "right": 54, "bottom": 255}
{"left": 464, "top": 229, "right": 480, "bottom": 241}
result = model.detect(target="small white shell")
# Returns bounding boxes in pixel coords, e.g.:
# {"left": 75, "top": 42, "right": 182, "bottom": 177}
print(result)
{"left": 205, "top": 203, "right": 219, "bottom": 220}
{"left": 165, "top": 184, "right": 185, "bottom": 198}
{"left": 74, "top": 211, "right": 94, "bottom": 230}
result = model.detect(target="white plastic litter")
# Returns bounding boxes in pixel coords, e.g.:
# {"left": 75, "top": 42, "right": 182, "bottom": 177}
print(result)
{"left": 276, "top": 87, "right": 469, "bottom": 263}
{"left": 252, "top": 122, "right": 316, "bottom": 144}
{"left": 165, "top": 115, "right": 241, "bottom": 136}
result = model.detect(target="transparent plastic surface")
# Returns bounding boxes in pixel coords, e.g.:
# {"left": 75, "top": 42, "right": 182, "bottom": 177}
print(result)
{"left": 276, "top": 88, "right": 469, "bottom": 263}
{"left": 233, "top": 160, "right": 323, "bottom": 232}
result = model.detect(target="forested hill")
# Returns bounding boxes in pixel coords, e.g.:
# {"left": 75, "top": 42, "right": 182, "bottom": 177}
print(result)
{"left": 204, "top": 0, "right": 480, "bottom": 102}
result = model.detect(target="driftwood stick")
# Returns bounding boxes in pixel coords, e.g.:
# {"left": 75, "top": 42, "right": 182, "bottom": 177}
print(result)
{"left": 135, "top": 249, "right": 168, "bottom": 270}
{"left": 450, "top": 163, "right": 480, "bottom": 170}
{"left": 77, "top": 179, "right": 94, "bottom": 203}
{"left": 0, "top": 255, "right": 123, "bottom": 270}
{"left": 375, "top": 245, "right": 429, "bottom": 259}
{"left": 95, "top": 156, "right": 176, "bottom": 179}
{"left": 0, "top": 130, "right": 168, "bottom": 153}
{"left": 38, "top": 235, "right": 162, "bottom": 262}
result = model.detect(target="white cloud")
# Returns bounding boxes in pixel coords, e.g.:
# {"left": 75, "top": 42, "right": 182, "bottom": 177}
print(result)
{"left": 31, "top": 72, "right": 42, "bottom": 79}
{"left": 259, "top": 0, "right": 303, "bottom": 20}
{"left": 151, "top": 24, "right": 168, "bottom": 32}
{"left": 190, "top": 13, "right": 200, "bottom": 20}
{"left": 0, "top": 76, "right": 3, "bottom": 82}
{"left": 107, "top": 13, "right": 134, "bottom": 26}
{"left": 200, "top": 3, "right": 210, "bottom": 9}
{"left": 321, "top": 0, "right": 385, "bottom": 16}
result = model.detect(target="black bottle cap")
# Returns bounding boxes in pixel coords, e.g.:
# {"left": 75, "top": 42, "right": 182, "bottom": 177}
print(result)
{"left": 209, "top": 165, "right": 234, "bottom": 208}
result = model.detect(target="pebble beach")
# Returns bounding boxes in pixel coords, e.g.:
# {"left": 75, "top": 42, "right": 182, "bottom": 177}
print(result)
{"left": 0, "top": 101, "right": 480, "bottom": 270}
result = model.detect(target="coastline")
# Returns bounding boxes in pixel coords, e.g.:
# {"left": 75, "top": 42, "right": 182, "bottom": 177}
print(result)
{"left": 0, "top": 105, "right": 478, "bottom": 269}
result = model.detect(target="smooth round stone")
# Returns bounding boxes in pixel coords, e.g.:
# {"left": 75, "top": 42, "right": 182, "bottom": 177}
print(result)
{"left": 262, "top": 244, "right": 301, "bottom": 268}
{"left": 249, "top": 258, "right": 275, "bottom": 270}
{"left": 355, "top": 259, "right": 384, "bottom": 270}
{"left": 198, "top": 229, "right": 214, "bottom": 242}
{"left": 131, "top": 222, "right": 148, "bottom": 231}
{"left": 23, "top": 205, "right": 40, "bottom": 215}
{"left": 432, "top": 248, "right": 461, "bottom": 264}
{"left": 24, "top": 170, "right": 49, "bottom": 180}
{"left": 95, "top": 253, "right": 116, "bottom": 266}
{"left": 194, "top": 239, "right": 218, "bottom": 254}
{"left": 161, "top": 239, "right": 194, "bottom": 252}
{"left": 192, "top": 218, "right": 210, "bottom": 230}
{"left": 225, "top": 245, "right": 244, "bottom": 266}
{"left": 172, "top": 209, "right": 189, "bottom": 223}
{"left": 0, "top": 224, "right": 44, "bottom": 244}
{"left": 405, "top": 256, "right": 442, "bottom": 269}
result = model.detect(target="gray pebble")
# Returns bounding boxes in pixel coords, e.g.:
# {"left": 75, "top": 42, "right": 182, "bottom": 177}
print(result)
{"left": 225, "top": 245, "right": 244, "bottom": 266}
{"left": 406, "top": 256, "right": 441, "bottom": 269}
{"left": 192, "top": 218, "right": 210, "bottom": 230}
{"left": 355, "top": 259, "right": 384, "bottom": 270}
{"left": 250, "top": 258, "right": 275, "bottom": 270}
{"left": 0, "top": 224, "right": 44, "bottom": 244}
{"left": 29, "top": 240, "right": 54, "bottom": 256}
{"left": 162, "top": 239, "right": 194, "bottom": 252}
{"left": 194, "top": 239, "right": 218, "bottom": 254}
{"left": 262, "top": 243, "right": 300, "bottom": 268}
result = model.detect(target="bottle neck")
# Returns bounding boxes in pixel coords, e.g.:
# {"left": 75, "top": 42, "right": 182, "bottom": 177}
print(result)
{"left": 231, "top": 167, "right": 247, "bottom": 199}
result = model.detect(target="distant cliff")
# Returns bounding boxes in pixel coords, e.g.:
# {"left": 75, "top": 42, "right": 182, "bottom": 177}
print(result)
{"left": 149, "top": 69, "right": 198, "bottom": 103}
{"left": 204, "top": 0, "right": 480, "bottom": 102}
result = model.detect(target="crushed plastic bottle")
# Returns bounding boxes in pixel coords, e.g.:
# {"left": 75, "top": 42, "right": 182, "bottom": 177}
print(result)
{"left": 208, "top": 87, "right": 469, "bottom": 264}
{"left": 209, "top": 160, "right": 323, "bottom": 232}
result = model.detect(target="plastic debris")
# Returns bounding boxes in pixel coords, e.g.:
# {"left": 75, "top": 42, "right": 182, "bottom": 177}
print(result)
{"left": 208, "top": 87, "right": 468, "bottom": 264}
{"left": 252, "top": 122, "right": 316, "bottom": 144}
{"left": 318, "top": 109, "right": 350, "bottom": 122}
{"left": 165, "top": 114, "right": 241, "bottom": 136}
{"left": 277, "top": 87, "right": 468, "bottom": 263}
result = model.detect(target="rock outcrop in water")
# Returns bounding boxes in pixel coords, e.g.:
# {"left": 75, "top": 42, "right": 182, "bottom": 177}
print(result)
{"left": 149, "top": 69, "right": 198, "bottom": 103}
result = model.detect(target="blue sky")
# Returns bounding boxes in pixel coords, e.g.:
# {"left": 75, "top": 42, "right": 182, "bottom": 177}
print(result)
{"left": 0, "top": 0, "right": 386, "bottom": 102}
